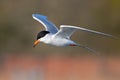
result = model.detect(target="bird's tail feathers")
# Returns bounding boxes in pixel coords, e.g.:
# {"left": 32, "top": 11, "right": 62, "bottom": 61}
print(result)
{"left": 76, "top": 44, "right": 99, "bottom": 55}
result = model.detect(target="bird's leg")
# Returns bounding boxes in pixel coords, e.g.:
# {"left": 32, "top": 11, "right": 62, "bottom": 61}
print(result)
{"left": 69, "top": 44, "right": 77, "bottom": 46}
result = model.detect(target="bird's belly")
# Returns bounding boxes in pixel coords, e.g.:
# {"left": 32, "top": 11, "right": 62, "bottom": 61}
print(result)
{"left": 48, "top": 38, "right": 73, "bottom": 46}
{"left": 41, "top": 35, "right": 75, "bottom": 46}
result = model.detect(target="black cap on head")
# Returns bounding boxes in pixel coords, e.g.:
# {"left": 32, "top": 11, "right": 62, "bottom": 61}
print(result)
{"left": 37, "top": 31, "right": 50, "bottom": 40}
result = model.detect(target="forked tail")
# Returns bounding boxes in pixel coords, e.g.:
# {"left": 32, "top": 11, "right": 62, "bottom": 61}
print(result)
{"left": 77, "top": 44, "right": 99, "bottom": 55}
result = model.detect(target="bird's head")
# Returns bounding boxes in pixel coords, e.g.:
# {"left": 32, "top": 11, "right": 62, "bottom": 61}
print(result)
{"left": 33, "top": 31, "right": 50, "bottom": 47}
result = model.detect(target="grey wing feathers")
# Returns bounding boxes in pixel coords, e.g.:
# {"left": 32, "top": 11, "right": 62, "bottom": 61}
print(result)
{"left": 59, "top": 25, "right": 115, "bottom": 38}
{"left": 32, "top": 14, "right": 58, "bottom": 34}
{"left": 77, "top": 26, "right": 114, "bottom": 38}
{"left": 54, "top": 25, "right": 78, "bottom": 39}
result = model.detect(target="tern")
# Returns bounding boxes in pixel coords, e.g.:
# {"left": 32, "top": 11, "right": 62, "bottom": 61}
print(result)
{"left": 32, "top": 14, "right": 115, "bottom": 52}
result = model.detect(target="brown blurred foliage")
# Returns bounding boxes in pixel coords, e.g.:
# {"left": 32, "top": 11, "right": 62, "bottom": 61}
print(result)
{"left": 0, "top": 0, "right": 120, "bottom": 55}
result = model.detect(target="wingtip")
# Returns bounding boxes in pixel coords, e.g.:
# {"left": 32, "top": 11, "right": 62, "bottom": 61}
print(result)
{"left": 32, "top": 14, "right": 47, "bottom": 19}
{"left": 111, "top": 36, "right": 120, "bottom": 40}
{"left": 32, "top": 14, "right": 35, "bottom": 17}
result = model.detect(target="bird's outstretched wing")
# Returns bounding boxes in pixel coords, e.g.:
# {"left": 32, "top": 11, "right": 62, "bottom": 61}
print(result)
{"left": 54, "top": 25, "right": 77, "bottom": 39}
{"left": 32, "top": 14, "right": 58, "bottom": 34}
{"left": 54, "top": 25, "right": 115, "bottom": 39}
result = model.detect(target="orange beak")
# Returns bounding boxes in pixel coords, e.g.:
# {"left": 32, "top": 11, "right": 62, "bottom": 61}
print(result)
{"left": 33, "top": 40, "right": 40, "bottom": 47}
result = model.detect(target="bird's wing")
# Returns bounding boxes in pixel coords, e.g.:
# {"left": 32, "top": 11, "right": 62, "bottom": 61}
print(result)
{"left": 32, "top": 14, "right": 58, "bottom": 34}
{"left": 54, "top": 25, "right": 77, "bottom": 39}
{"left": 54, "top": 25, "right": 115, "bottom": 38}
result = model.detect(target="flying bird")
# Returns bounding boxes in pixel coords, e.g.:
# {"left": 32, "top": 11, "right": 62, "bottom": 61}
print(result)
{"left": 32, "top": 14, "right": 115, "bottom": 52}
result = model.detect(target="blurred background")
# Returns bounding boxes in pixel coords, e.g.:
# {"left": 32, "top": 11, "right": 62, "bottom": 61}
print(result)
{"left": 0, "top": 0, "right": 120, "bottom": 80}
